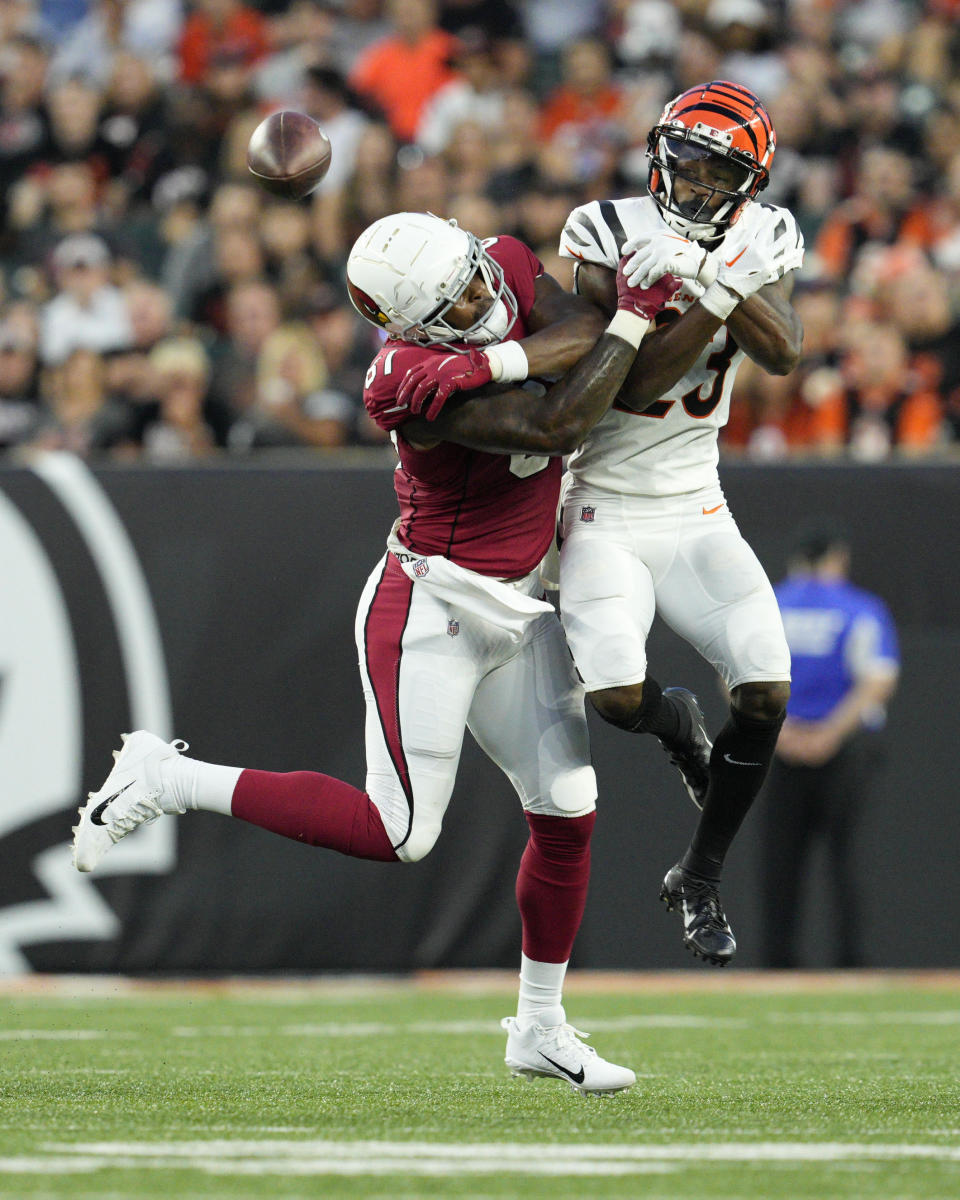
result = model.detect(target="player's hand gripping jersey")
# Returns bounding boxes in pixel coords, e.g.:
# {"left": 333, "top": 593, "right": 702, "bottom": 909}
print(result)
{"left": 364, "top": 236, "right": 561, "bottom": 579}
{"left": 560, "top": 196, "right": 803, "bottom": 497}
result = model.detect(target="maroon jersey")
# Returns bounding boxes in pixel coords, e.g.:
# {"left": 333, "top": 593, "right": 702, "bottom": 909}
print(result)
{"left": 363, "top": 236, "right": 561, "bottom": 578}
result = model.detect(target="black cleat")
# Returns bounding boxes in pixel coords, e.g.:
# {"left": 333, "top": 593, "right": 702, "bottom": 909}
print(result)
{"left": 659, "top": 864, "right": 736, "bottom": 965}
{"left": 659, "top": 688, "right": 712, "bottom": 810}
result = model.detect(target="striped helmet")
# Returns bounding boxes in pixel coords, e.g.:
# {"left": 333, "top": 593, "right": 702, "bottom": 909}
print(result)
{"left": 646, "top": 80, "right": 776, "bottom": 240}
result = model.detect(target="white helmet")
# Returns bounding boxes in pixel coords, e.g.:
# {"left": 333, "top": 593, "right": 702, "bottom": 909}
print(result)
{"left": 346, "top": 212, "right": 517, "bottom": 346}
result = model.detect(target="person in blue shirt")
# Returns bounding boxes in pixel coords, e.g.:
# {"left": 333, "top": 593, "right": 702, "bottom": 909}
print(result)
{"left": 760, "top": 520, "right": 899, "bottom": 968}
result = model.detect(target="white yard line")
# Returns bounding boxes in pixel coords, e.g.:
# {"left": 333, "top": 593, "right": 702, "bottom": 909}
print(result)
{"left": 0, "top": 1139, "right": 953, "bottom": 1177}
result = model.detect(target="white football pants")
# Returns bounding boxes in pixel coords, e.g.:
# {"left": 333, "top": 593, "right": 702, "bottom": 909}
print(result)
{"left": 559, "top": 483, "right": 791, "bottom": 693}
{"left": 354, "top": 554, "right": 597, "bottom": 862}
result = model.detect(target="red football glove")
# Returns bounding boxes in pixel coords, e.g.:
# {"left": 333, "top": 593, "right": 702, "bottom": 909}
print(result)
{"left": 615, "top": 262, "right": 680, "bottom": 320}
{"left": 395, "top": 347, "right": 494, "bottom": 421}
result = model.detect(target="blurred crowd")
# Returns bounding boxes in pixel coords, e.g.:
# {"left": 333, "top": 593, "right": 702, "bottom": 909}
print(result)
{"left": 1, "top": 0, "right": 960, "bottom": 462}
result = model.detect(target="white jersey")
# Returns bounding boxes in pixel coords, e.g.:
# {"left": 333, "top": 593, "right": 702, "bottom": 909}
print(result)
{"left": 559, "top": 195, "right": 804, "bottom": 498}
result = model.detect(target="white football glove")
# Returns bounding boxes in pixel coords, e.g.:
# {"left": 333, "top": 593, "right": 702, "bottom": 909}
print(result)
{"left": 700, "top": 214, "right": 780, "bottom": 320}
{"left": 621, "top": 229, "right": 719, "bottom": 290}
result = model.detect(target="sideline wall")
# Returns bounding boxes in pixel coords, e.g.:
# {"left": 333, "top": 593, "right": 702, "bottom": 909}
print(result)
{"left": 0, "top": 456, "right": 954, "bottom": 973}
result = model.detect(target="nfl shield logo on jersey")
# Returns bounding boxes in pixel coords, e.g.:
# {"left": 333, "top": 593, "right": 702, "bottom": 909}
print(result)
{"left": 447, "top": 619, "right": 460, "bottom": 637}
{"left": 413, "top": 559, "right": 430, "bottom": 577}
{"left": 580, "top": 506, "right": 596, "bottom": 523}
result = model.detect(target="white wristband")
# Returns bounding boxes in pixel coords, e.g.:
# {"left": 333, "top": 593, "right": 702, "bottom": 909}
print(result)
{"left": 699, "top": 281, "right": 739, "bottom": 321}
{"left": 483, "top": 340, "right": 529, "bottom": 383}
{"left": 606, "top": 309, "right": 650, "bottom": 349}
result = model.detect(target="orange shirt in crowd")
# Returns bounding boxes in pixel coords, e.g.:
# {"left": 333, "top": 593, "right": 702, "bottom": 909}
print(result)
{"left": 538, "top": 85, "right": 625, "bottom": 142}
{"left": 814, "top": 198, "right": 930, "bottom": 278}
{"left": 349, "top": 31, "right": 459, "bottom": 142}
{"left": 178, "top": 6, "right": 269, "bottom": 83}
{"left": 807, "top": 383, "right": 942, "bottom": 449}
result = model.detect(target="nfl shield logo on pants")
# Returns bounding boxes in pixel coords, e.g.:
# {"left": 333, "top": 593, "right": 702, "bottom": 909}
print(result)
{"left": 447, "top": 619, "right": 460, "bottom": 637}
{"left": 413, "top": 559, "right": 429, "bottom": 577}
{"left": 580, "top": 506, "right": 596, "bottom": 523}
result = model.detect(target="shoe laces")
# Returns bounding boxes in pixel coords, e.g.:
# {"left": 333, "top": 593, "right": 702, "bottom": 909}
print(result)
{"left": 681, "top": 878, "right": 729, "bottom": 932}
{"left": 109, "top": 790, "right": 164, "bottom": 834}
{"left": 545, "top": 1022, "right": 598, "bottom": 1061}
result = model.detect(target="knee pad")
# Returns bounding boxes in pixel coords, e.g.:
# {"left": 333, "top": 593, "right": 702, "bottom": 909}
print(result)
{"left": 394, "top": 818, "right": 442, "bottom": 863}
{"left": 525, "top": 763, "right": 597, "bottom": 819}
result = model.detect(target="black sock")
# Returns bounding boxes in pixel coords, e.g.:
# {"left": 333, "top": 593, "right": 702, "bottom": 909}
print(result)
{"left": 627, "top": 677, "right": 688, "bottom": 746}
{"left": 680, "top": 706, "right": 784, "bottom": 881}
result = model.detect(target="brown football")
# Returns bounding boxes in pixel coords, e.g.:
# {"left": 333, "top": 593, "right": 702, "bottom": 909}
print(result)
{"left": 247, "top": 110, "right": 332, "bottom": 200}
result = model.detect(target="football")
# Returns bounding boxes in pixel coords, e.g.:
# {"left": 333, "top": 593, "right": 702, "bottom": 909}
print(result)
{"left": 246, "top": 110, "right": 332, "bottom": 200}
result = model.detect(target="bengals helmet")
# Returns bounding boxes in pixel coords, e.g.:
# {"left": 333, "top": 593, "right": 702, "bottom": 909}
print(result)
{"left": 647, "top": 80, "right": 776, "bottom": 241}
{"left": 346, "top": 212, "right": 517, "bottom": 346}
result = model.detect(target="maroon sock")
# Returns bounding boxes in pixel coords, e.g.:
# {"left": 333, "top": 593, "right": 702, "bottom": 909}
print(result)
{"left": 232, "top": 770, "right": 399, "bottom": 861}
{"left": 516, "top": 811, "right": 596, "bottom": 963}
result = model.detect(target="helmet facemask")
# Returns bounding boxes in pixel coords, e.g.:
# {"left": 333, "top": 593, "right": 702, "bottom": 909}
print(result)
{"left": 648, "top": 129, "right": 767, "bottom": 241}
{"left": 418, "top": 233, "right": 518, "bottom": 347}
{"left": 645, "top": 81, "right": 775, "bottom": 242}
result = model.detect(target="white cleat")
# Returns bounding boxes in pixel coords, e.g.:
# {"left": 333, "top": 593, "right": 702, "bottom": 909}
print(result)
{"left": 501, "top": 1008, "right": 636, "bottom": 1096}
{"left": 72, "top": 731, "right": 189, "bottom": 872}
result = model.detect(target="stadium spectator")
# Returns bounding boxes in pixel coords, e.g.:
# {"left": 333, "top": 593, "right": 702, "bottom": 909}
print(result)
{"left": 814, "top": 145, "right": 923, "bottom": 282}
{"left": 32, "top": 345, "right": 133, "bottom": 454}
{"left": 415, "top": 28, "right": 507, "bottom": 156}
{"left": 538, "top": 38, "right": 626, "bottom": 157}
{"left": 394, "top": 150, "right": 450, "bottom": 220}
{"left": 0, "top": 321, "right": 42, "bottom": 451}
{"left": 211, "top": 278, "right": 282, "bottom": 434}
{"left": 348, "top": 0, "right": 458, "bottom": 143}
{"left": 98, "top": 54, "right": 172, "bottom": 210}
{"left": 164, "top": 180, "right": 262, "bottom": 323}
{"left": 0, "top": 38, "right": 52, "bottom": 209}
{"left": 142, "top": 336, "right": 217, "bottom": 461}
{"left": 229, "top": 320, "right": 354, "bottom": 450}
{"left": 252, "top": 2, "right": 340, "bottom": 107}
{"left": 485, "top": 87, "right": 542, "bottom": 219}
{"left": 40, "top": 233, "right": 132, "bottom": 366}
{"left": 812, "top": 319, "right": 943, "bottom": 458}
{"left": 177, "top": 0, "right": 267, "bottom": 87}
{"left": 437, "top": 0, "right": 528, "bottom": 88}
{"left": 44, "top": 77, "right": 107, "bottom": 171}
{"left": 760, "top": 520, "right": 900, "bottom": 968}
{"left": 259, "top": 199, "right": 323, "bottom": 313}
{"left": 730, "top": 280, "right": 846, "bottom": 458}
{"left": 301, "top": 282, "right": 386, "bottom": 444}
{"left": 875, "top": 248, "right": 960, "bottom": 436}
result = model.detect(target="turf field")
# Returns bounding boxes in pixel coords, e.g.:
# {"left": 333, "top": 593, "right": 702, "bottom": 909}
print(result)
{"left": 0, "top": 972, "right": 958, "bottom": 1200}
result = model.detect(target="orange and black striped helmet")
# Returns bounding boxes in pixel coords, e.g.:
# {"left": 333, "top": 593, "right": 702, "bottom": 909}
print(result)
{"left": 646, "top": 80, "right": 776, "bottom": 240}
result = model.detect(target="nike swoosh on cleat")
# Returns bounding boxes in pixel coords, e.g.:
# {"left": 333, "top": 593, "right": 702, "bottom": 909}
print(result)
{"left": 90, "top": 780, "right": 135, "bottom": 826}
{"left": 702, "top": 503, "right": 724, "bottom": 514}
{"left": 723, "top": 752, "right": 763, "bottom": 767}
{"left": 725, "top": 247, "right": 748, "bottom": 267}
{"left": 539, "top": 1052, "right": 585, "bottom": 1085}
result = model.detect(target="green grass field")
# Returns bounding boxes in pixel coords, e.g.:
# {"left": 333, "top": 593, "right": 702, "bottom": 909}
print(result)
{"left": 0, "top": 972, "right": 958, "bottom": 1200}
